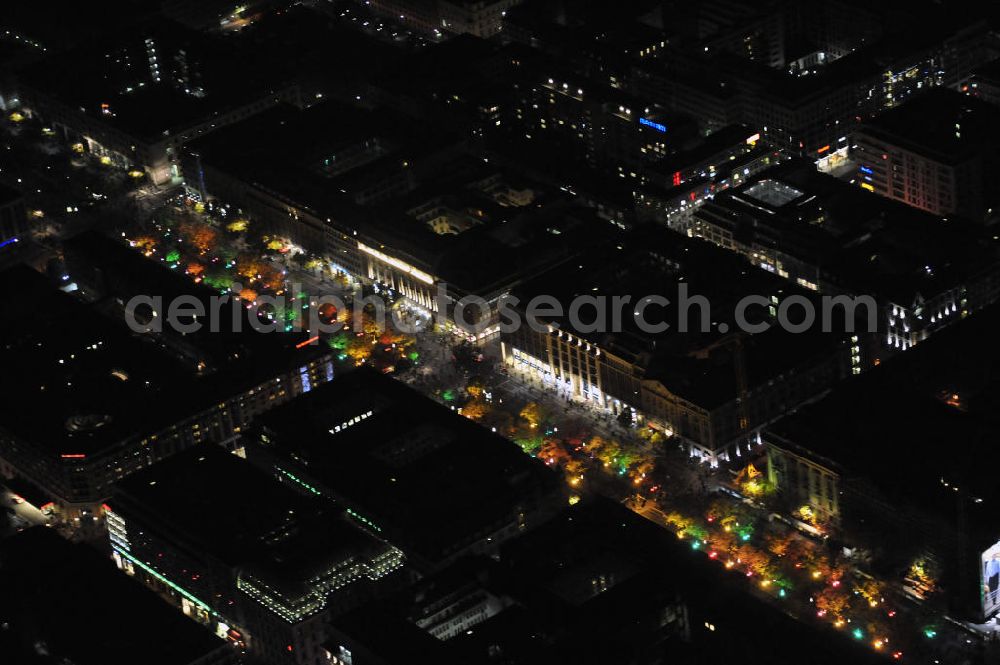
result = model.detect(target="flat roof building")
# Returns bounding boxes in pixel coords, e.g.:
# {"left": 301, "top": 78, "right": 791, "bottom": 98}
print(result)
{"left": 183, "top": 102, "right": 613, "bottom": 337}
{"left": 323, "top": 498, "right": 888, "bottom": 665}
{"left": 0, "top": 526, "right": 235, "bottom": 665}
{"left": 13, "top": 23, "right": 301, "bottom": 183}
{"left": 108, "top": 444, "right": 405, "bottom": 665}
{"left": 500, "top": 228, "right": 850, "bottom": 465}
{"left": 0, "top": 247, "right": 333, "bottom": 530}
{"left": 853, "top": 89, "right": 1000, "bottom": 222}
{"left": 765, "top": 302, "right": 1000, "bottom": 621}
{"left": 248, "top": 368, "right": 566, "bottom": 572}
{"left": 690, "top": 159, "right": 1000, "bottom": 363}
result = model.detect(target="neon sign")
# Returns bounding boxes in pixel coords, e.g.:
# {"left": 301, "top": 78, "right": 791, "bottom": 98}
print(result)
{"left": 639, "top": 117, "right": 667, "bottom": 133}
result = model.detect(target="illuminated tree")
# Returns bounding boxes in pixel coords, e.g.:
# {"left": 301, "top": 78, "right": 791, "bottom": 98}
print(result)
{"left": 735, "top": 544, "right": 770, "bottom": 576}
{"left": 515, "top": 435, "right": 544, "bottom": 455}
{"left": 238, "top": 288, "right": 258, "bottom": 302}
{"left": 583, "top": 435, "right": 606, "bottom": 457}
{"left": 466, "top": 377, "right": 485, "bottom": 399}
{"left": 766, "top": 532, "right": 796, "bottom": 559}
{"left": 907, "top": 557, "right": 938, "bottom": 595}
{"left": 132, "top": 235, "right": 158, "bottom": 254}
{"left": 260, "top": 266, "right": 285, "bottom": 292}
{"left": 519, "top": 402, "right": 549, "bottom": 430}
{"left": 628, "top": 458, "right": 655, "bottom": 484}
{"left": 638, "top": 428, "right": 666, "bottom": 446}
{"left": 180, "top": 221, "right": 218, "bottom": 255}
{"left": 461, "top": 399, "right": 491, "bottom": 422}
{"left": 186, "top": 262, "right": 205, "bottom": 277}
{"left": 379, "top": 329, "right": 410, "bottom": 348}
{"left": 854, "top": 579, "right": 885, "bottom": 608}
{"left": 708, "top": 529, "right": 738, "bottom": 556}
{"left": 226, "top": 219, "right": 249, "bottom": 233}
{"left": 538, "top": 438, "right": 569, "bottom": 466}
{"left": 564, "top": 458, "right": 588, "bottom": 486}
{"left": 815, "top": 587, "right": 850, "bottom": 620}
{"left": 345, "top": 335, "right": 372, "bottom": 362}
{"left": 663, "top": 512, "right": 694, "bottom": 533}
{"left": 203, "top": 269, "right": 233, "bottom": 291}
{"left": 596, "top": 439, "right": 623, "bottom": 469}
{"left": 236, "top": 255, "right": 268, "bottom": 282}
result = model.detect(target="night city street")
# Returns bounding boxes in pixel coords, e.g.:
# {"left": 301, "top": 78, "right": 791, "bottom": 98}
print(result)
{"left": 4, "top": 2, "right": 1000, "bottom": 665}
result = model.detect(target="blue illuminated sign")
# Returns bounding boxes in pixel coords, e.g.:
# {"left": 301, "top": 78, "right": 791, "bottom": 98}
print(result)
{"left": 859, "top": 165, "right": 873, "bottom": 175}
{"left": 0, "top": 237, "right": 18, "bottom": 250}
{"left": 639, "top": 117, "right": 667, "bottom": 133}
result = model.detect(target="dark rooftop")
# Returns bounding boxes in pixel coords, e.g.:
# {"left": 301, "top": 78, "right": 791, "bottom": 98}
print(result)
{"left": 252, "top": 368, "right": 563, "bottom": 566}
{"left": 0, "top": 253, "right": 326, "bottom": 458}
{"left": 327, "top": 498, "right": 888, "bottom": 665}
{"left": 0, "top": 526, "right": 226, "bottom": 665}
{"left": 767, "top": 301, "right": 1000, "bottom": 543}
{"left": 114, "top": 444, "right": 322, "bottom": 567}
{"left": 509, "top": 228, "right": 846, "bottom": 408}
{"left": 857, "top": 88, "right": 1000, "bottom": 165}
{"left": 187, "top": 103, "right": 612, "bottom": 295}
{"left": 697, "top": 159, "right": 1000, "bottom": 304}
{"left": 0, "top": 181, "right": 22, "bottom": 206}
{"left": 18, "top": 22, "right": 295, "bottom": 142}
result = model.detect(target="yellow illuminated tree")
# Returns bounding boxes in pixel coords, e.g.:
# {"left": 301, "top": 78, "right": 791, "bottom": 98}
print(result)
{"left": 461, "top": 399, "right": 490, "bottom": 421}
{"left": 815, "top": 587, "right": 850, "bottom": 620}
{"left": 132, "top": 235, "right": 157, "bottom": 254}
{"left": 519, "top": 402, "right": 548, "bottom": 429}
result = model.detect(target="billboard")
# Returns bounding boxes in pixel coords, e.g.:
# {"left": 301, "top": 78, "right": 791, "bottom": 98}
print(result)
{"left": 982, "top": 540, "right": 1000, "bottom": 618}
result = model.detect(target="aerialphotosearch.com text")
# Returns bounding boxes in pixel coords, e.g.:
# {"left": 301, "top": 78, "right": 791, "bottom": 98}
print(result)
{"left": 124, "top": 282, "right": 880, "bottom": 339}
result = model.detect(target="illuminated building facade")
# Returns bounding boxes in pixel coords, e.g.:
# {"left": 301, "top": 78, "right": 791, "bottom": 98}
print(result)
{"left": 689, "top": 160, "right": 1000, "bottom": 365}
{"left": 500, "top": 231, "right": 849, "bottom": 465}
{"left": 631, "top": 8, "right": 993, "bottom": 160}
{"left": 109, "top": 445, "right": 405, "bottom": 665}
{"left": 439, "top": 0, "right": 522, "bottom": 38}
{"left": 183, "top": 105, "right": 609, "bottom": 339}
{"left": 763, "top": 303, "right": 1000, "bottom": 621}
{"left": 853, "top": 89, "right": 1000, "bottom": 222}
{"left": 511, "top": 71, "right": 695, "bottom": 174}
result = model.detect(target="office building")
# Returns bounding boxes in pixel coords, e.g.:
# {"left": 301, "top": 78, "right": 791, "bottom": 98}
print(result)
{"left": 109, "top": 444, "right": 405, "bottom": 665}
{"left": 0, "top": 526, "right": 236, "bottom": 665}
{"left": 183, "top": 103, "right": 611, "bottom": 339}
{"left": 690, "top": 160, "right": 1000, "bottom": 363}
{"left": 853, "top": 89, "right": 1000, "bottom": 222}
{"left": 0, "top": 249, "right": 333, "bottom": 529}
{"left": 12, "top": 23, "right": 300, "bottom": 184}
{"left": 765, "top": 302, "right": 1000, "bottom": 621}
{"left": 323, "top": 498, "right": 887, "bottom": 665}
{"left": 500, "top": 228, "right": 849, "bottom": 465}
{"left": 248, "top": 368, "right": 565, "bottom": 572}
